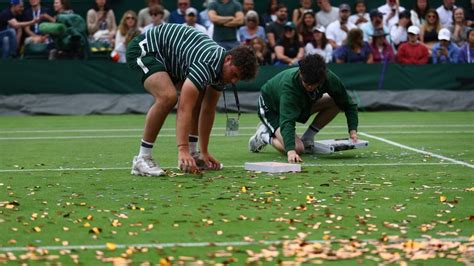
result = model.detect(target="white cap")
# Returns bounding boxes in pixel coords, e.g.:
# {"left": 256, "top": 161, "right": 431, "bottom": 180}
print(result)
{"left": 438, "top": 28, "right": 450, "bottom": 41}
{"left": 185, "top": 7, "right": 198, "bottom": 16}
{"left": 312, "top": 25, "right": 325, "bottom": 33}
{"left": 407, "top": 25, "right": 420, "bottom": 35}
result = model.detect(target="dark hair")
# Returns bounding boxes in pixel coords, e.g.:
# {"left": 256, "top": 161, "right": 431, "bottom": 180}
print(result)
{"left": 227, "top": 45, "right": 259, "bottom": 81}
{"left": 298, "top": 11, "right": 315, "bottom": 36}
{"left": 413, "top": 0, "right": 429, "bottom": 19}
{"left": 149, "top": 4, "right": 164, "bottom": 15}
{"left": 299, "top": 54, "right": 326, "bottom": 85}
{"left": 452, "top": 7, "right": 465, "bottom": 24}
{"left": 311, "top": 30, "right": 328, "bottom": 49}
{"left": 93, "top": 0, "right": 110, "bottom": 12}
{"left": 346, "top": 28, "right": 363, "bottom": 49}
{"left": 60, "top": 0, "right": 72, "bottom": 11}
{"left": 266, "top": 0, "right": 281, "bottom": 14}
{"left": 354, "top": 0, "right": 365, "bottom": 10}
{"left": 276, "top": 3, "right": 287, "bottom": 12}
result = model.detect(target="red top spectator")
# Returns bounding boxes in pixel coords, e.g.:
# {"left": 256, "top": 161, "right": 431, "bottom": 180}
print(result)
{"left": 397, "top": 25, "right": 429, "bottom": 64}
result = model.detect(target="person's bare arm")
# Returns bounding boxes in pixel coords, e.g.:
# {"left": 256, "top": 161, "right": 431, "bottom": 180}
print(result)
{"left": 328, "top": 39, "right": 338, "bottom": 49}
{"left": 177, "top": 79, "right": 200, "bottom": 173}
{"left": 222, "top": 11, "right": 244, "bottom": 27}
{"left": 267, "top": 32, "right": 276, "bottom": 49}
{"left": 208, "top": 9, "right": 233, "bottom": 25}
{"left": 275, "top": 45, "right": 293, "bottom": 64}
{"left": 198, "top": 86, "right": 222, "bottom": 169}
{"left": 8, "top": 17, "right": 39, "bottom": 29}
{"left": 366, "top": 52, "right": 374, "bottom": 63}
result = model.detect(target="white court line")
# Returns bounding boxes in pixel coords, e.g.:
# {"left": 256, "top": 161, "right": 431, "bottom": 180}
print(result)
{"left": 0, "top": 162, "right": 459, "bottom": 173}
{"left": 0, "top": 124, "right": 473, "bottom": 134}
{"left": 0, "top": 237, "right": 471, "bottom": 252}
{"left": 360, "top": 132, "right": 474, "bottom": 169}
{"left": 1, "top": 131, "right": 474, "bottom": 141}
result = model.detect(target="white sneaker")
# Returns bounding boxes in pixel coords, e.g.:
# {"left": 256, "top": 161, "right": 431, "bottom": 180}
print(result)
{"left": 249, "top": 122, "right": 268, "bottom": 153}
{"left": 131, "top": 155, "right": 165, "bottom": 176}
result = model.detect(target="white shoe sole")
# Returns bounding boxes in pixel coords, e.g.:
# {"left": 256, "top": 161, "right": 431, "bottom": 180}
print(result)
{"left": 131, "top": 168, "right": 165, "bottom": 176}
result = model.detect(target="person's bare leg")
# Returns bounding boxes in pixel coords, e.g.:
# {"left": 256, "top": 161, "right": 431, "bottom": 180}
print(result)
{"left": 142, "top": 72, "right": 178, "bottom": 143}
{"left": 272, "top": 128, "right": 305, "bottom": 154}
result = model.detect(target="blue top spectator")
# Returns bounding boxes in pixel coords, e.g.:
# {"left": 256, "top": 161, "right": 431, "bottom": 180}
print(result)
{"left": 169, "top": 0, "right": 190, "bottom": 24}
{"left": 432, "top": 28, "right": 460, "bottom": 64}
{"left": 458, "top": 28, "right": 474, "bottom": 63}
{"left": 334, "top": 28, "right": 373, "bottom": 63}
{"left": 238, "top": 10, "right": 266, "bottom": 44}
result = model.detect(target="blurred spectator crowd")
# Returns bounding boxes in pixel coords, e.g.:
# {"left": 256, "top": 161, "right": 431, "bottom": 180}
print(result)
{"left": 0, "top": 0, "right": 473, "bottom": 64}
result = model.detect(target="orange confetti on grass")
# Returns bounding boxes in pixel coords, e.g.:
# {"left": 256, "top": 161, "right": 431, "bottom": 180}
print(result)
{"left": 106, "top": 242, "right": 117, "bottom": 251}
{"left": 440, "top": 196, "right": 447, "bottom": 202}
{"left": 241, "top": 186, "right": 248, "bottom": 193}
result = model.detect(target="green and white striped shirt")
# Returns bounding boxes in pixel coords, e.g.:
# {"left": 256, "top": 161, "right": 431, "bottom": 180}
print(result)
{"left": 145, "top": 23, "right": 226, "bottom": 91}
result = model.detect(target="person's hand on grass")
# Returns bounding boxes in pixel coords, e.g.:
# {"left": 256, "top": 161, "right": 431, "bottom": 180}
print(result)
{"left": 198, "top": 152, "right": 221, "bottom": 170}
{"left": 287, "top": 150, "right": 303, "bottom": 163}
{"left": 178, "top": 150, "right": 199, "bottom": 174}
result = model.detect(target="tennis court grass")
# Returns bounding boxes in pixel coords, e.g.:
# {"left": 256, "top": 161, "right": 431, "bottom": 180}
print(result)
{"left": 0, "top": 112, "right": 473, "bottom": 265}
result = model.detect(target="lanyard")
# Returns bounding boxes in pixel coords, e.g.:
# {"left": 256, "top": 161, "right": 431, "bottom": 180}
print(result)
{"left": 33, "top": 8, "right": 40, "bottom": 34}
{"left": 222, "top": 84, "right": 241, "bottom": 121}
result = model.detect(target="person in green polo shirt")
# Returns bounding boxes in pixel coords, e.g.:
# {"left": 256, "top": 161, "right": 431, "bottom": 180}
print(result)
{"left": 208, "top": 0, "right": 244, "bottom": 50}
{"left": 127, "top": 23, "right": 258, "bottom": 175}
{"left": 248, "top": 54, "right": 359, "bottom": 163}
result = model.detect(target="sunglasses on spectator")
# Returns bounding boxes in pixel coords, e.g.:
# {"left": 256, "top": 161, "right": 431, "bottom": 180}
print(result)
{"left": 150, "top": 13, "right": 160, "bottom": 16}
{"left": 126, "top": 16, "right": 135, "bottom": 20}
{"left": 178, "top": 2, "right": 188, "bottom": 6}
{"left": 427, "top": 15, "right": 436, "bottom": 18}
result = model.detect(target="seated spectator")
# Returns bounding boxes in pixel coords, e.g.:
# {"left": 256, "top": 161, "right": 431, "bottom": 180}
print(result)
{"left": 0, "top": 0, "right": 39, "bottom": 59}
{"left": 448, "top": 7, "right": 470, "bottom": 47}
{"left": 348, "top": 0, "right": 369, "bottom": 27}
{"left": 436, "top": 0, "right": 456, "bottom": 28}
{"left": 360, "top": 9, "right": 388, "bottom": 42}
{"left": 396, "top": 25, "right": 429, "bottom": 64}
{"left": 432, "top": 28, "right": 460, "bottom": 64}
{"left": 138, "top": 0, "right": 170, "bottom": 29}
{"left": 370, "top": 28, "right": 395, "bottom": 63}
{"left": 297, "top": 9, "right": 316, "bottom": 45}
{"left": 199, "top": 0, "right": 212, "bottom": 28}
{"left": 23, "top": 0, "right": 53, "bottom": 46}
{"left": 143, "top": 4, "right": 165, "bottom": 32}
{"left": 184, "top": 7, "right": 207, "bottom": 35}
{"left": 262, "top": 0, "right": 279, "bottom": 25}
{"left": 334, "top": 28, "right": 373, "bottom": 63}
{"left": 87, "top": 0, "right": 117, "bottom": 47}
{"left": 238, "top": 10, "right": 265, "bottom": 44}
{"left": 292, "top": 0, "right": 313, "bottom": 28}
{"left": 326, "top": 4, "right": 357, "bottom": 49}
{"left": 420, "top": 9, "right": 441, "bottom": 51}
{"left": 389, "top": 10, "right": 411, "bottom": 49}
{"left": 169, "top": 0, "right": 192, "bottom": 24}
{"left": 250, "top": 37, "right": 272, "bottom": 65}
{"left": 458, "top": 28, "right": 474, "bottom": 63}
{"left": 304, "top": 25, "right": 333, "bottom": 63}
{"left": 112, "top": 10, "right": 140, "bottom": 63}
{"left": 410, "top": 0, "right": 429, "bottom": 27}
{"left": 316, "top": 0, "right": 339, "bottom": 28}
{"left": 266, "top": 4, "right": 288, "bottom": 51}
{"left": 37, "top": 0, "right": 73, "bottom": 27}
{"left": 274, "top": 21, "right": 304, "bottom": 66}
{"left": 378, "top": 0, "right": 406, "bottom": 30}
{"left": 208, "top": 0, "right": 244, "bottom": 50}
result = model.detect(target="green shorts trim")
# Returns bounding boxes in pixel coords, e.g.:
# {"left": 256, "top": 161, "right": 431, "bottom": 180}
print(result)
{"left": 257, "top": 95, "right": 279, "bottom": 136}
{"left": 126, "top": 34, "right": 166, "bottom": 84}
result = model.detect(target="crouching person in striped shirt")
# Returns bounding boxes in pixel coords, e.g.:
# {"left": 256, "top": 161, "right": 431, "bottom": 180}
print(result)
{"left": 248, "top": 54, "right": 358, "bottom": 163}
{"left": 127, "top": 23, "right": 258, "bottom": 175}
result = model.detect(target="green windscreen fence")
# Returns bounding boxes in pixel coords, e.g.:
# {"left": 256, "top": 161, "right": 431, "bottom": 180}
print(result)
{"left": 1, "top": 60, "right": 473, "bottom": 95}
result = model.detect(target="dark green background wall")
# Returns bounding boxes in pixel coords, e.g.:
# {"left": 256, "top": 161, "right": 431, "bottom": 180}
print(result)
{"left": 1, "top": 0, "right": 471, "bottom": 21}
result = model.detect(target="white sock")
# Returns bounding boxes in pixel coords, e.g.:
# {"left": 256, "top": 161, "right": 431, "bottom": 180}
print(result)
{"left": 139, "top": 139, "right": 154, "bottom": 157}
{"left": 189, "top": 135, "right": 198, "bottom": 154}
{"left": 302, "top": 125, "right": 319, "bottom": 141}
